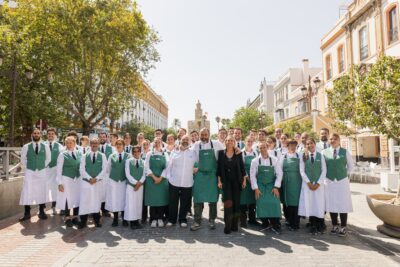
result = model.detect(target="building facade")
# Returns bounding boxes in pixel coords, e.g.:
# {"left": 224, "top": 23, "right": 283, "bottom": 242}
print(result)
{"left": 246, "top": 78, "right": 275, "bottom": 117}
{"left": 116, "top": 81, "right": 168, "bottom": 130}
{"left": 187, "top": 101, "right": 210, "bottom": 133}
{"left": 321, "top": 0, "right": 400, "bottom": 164}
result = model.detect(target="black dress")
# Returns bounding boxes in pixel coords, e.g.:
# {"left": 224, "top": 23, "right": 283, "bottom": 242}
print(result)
{"left": 217, "top": 150, "right": 246, "bottom": 233}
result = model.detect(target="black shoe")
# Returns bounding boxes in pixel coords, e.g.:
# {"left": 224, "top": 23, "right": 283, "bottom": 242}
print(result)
{"left": 248, "top": 220, "right": 261, "bottom": 226}
{"left": 122, "top": 220, "right": 129, "bottom": 227}
{"left": 306, "top": 222, "right": 311, "bottom": 228}
{"left": 71, "top": 218, "right": 80, "bottom": 226}
{"left": 19, "top": 214, "right": 31, "bottom": 222}
{"left": 78, "top": 223, "right": 87, "bottom": 229}
{"left": 59, "top": 210, "right": 65, "bottom": 216}
{"left": 224, "top": 228, "right": 232, "bottom": 234}
{"left": 102, "top": 211, "right": 111, "bottom": 217}
{"left": 65, "top": 219, "right": 73, "bottom": 227}
{"left": 130, "top": 222, "right": 136, "bottom": 230}
{"left": 38, "top": 213, "right": 48, "bottom": 220}
{"left": 310, "top": 227, "right": 318, "bottom": 235}
{"left": 95, "top": 223, "right": 102, "bottom": 228}
{"left": 112, "top": 220, "right": 118, "bottom": 227}
{"left": 271, "top": 227, "right": 281, "bottom": 235}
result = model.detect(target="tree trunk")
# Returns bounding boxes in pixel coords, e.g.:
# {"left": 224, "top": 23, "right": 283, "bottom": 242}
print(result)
{"left": 82, "top": 121, "right": 91, "bottom": 136}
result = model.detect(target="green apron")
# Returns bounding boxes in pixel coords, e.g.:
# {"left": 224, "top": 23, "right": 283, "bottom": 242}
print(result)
{"left": 240, "top": 151, "right": 256, "bottom": 205}
{"left": 256, "top": 157, "right": 281, "bottom": 218}
{"left": 281, "top": 153, "right": 302, "bottom": 206}
{"left": 193, "top": 142, "right": 218, "bottom": 203}
{"left": 127, "top": 159, "right": 144, "bottom": 187}
{"left": 144, "top": 152, "right": 168, "bottom": 207}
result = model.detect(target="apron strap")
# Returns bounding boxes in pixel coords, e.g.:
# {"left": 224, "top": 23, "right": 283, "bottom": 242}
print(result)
{"left": 269, "top": 157, "right": 272, "bottom": 166}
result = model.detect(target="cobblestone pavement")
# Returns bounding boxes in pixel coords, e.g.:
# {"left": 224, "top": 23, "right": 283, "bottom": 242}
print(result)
{"left": 0, "top": 184, "right": 400, "bottom": 267}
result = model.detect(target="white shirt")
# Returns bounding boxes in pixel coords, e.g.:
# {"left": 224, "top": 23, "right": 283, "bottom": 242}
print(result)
{"left": 21, "top": 141, "right": 51, "bottom": 168}
{"left": 268, "top": 149, "right": 282, "bottom": 160}
{"left": 299, "top": 151, "right": 327, "bottom": 184}
{"left": 56, "top": 149, "right": 79, "bottom": 184}
{"left": 193, "top": 140, "right": 225, "bottom": 161}
{"left": 79, "top": 146, "right": 90, "bottom": 155}
{"left": 164, "top": 148, "right": 197, "bottom": 188}
{"left": 125, "top": 157, "right": 146, "bottom": 185}
{"left": 316, "top": 141, "right": 330, "bottom": 153}
{"left": 79, "top": 151, "right": 107, "bottom": 180}
{"left": 296, "top": 143, "right": 305, "bottom": 153}
{"left": 250, "top": 155, "right": 283, "bottom": 190}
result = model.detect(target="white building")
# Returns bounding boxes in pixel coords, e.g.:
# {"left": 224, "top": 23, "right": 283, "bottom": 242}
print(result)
{"left": 246, "top": 78, "right": 274, "bottom": 117}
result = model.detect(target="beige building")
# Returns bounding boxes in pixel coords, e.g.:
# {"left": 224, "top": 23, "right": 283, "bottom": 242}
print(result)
{"left": 187, "top": 101, "right": 210, "bottom": 133}
{"left": 321, "top": 0, "right": 400, "bottom": 165}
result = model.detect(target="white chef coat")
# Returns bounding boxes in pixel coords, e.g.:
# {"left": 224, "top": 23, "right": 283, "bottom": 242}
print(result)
{"left": 316, "top": 141, "right": 330, "bottom": 152}
{"left": 164, "top": 148, "right": 197, "bottom": 188}
{"left": 78, "top": 151, "right": 107, "bottom": 215}
{"left": 20, "top": 141, "right": 51, "bottom": 205}
{"left": 299, "top": 151, "right": 327, "bottom": 218}
{"left": 124, "top": 157, "right": 146, "bottom": 221}
{"left": 250, "top": 155, "right": 283, "bottom": 190}
{"left": 44, "top": 141, "right": 64, "bottom": 202}
{"left": 192, "top": 140, "right": 225, "bottom": 161}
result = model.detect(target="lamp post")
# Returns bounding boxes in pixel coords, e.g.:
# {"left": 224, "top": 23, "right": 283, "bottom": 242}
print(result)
{"left": 300, "top": 76, "right": 321, "bottom": 113}
{"left": 215, "top": 116, "right": 221, "bottom": 131}
{"left": 258, "top": 112, "right": 266, "bottom": 129}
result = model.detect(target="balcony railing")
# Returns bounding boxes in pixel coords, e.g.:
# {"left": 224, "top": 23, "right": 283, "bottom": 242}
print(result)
{"left": 0, "top": 147, "right": 24, "bottom": 181}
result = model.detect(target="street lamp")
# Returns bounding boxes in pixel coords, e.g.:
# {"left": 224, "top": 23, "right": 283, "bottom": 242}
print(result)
{"left": 300, "top": 75, "right": 322, "bottom": 113}
{"left": 311, "top": 109, "right": 320, "bottom": 132}
{"left": 215, "top": 116, "right": 221, "bottom": 131}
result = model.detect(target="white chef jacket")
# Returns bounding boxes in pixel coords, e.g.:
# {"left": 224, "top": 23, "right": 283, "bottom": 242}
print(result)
{"left": 192, "top": 140, "right": 225, "bottom": 161}
{"left": 164, "top": 148, "right": 197, "bottom": 188}
{"left": 299, "top": 151, "right": 327, "bottom": 184}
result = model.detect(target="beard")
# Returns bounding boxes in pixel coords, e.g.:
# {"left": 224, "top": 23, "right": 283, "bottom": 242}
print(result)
{"left": 32, "top": 136, "right": 40, "bottom": 142}
{"left": 321, "top": 136, "right": 328, "bottom": 142}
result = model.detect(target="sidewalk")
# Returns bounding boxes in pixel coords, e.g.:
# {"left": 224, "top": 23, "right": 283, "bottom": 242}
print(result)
{"left": 0, "top": 183, "right": 399, "bottom": 267}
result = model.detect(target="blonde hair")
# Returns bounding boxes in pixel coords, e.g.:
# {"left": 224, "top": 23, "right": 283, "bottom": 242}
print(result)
{"left": 65, "top": 136, "right": 76, "bottom": 144}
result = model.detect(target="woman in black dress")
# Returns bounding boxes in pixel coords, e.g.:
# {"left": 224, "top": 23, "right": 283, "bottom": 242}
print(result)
{"left": 217, "top": 136, "right": 246, "bottom": 234}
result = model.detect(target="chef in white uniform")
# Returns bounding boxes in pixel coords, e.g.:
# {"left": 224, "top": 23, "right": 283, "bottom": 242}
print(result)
{"left": 56, "top": 136, "right": 82, "bottom": 227}
{"left": 124, "top": 145, "right": 146, "bottom": 229}
{"left": 123, "top": 133, "right": 133, "bottom": 154}
{"left": 266, "top": 136, "right": 282, "bottom": 160}
{"left": 44, "top": 127, "right": 64, "bottom": 215}
{"left": 19, "top": 128, "right": 51, "bottom": 222}
{"left": 78, "top": 138, "right": 107, "bottom": 229}
{"left": 79, "top": 136, "right": 90, "bottom": 155}
{"left": 316, "top": 128, "right": 330, "bottom": 152}
{"left": 323, "top": 133, "right": 353, "bottom": 237}
{"left": 299, "top": 138, "right": 327, "bottom": 235}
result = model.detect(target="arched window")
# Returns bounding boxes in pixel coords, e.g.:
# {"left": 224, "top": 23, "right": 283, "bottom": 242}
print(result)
{"left": 387, "top": 5, "right": 399, "bottom": 44}
{"left": 325, "top": 54, "right": 332, "bottom": 80}
{"left": 359, "top": 26, "right": 369, "bottom": 61}
{"left": 337, "top": 45, "right": 345, "bottom": 73}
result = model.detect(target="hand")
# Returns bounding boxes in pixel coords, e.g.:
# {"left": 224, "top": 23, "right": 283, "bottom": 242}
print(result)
{"left": 193, "top": 168, "right": 199, "bottom": 174}
{"left": 155, "top": 177, "right": 162, "bottom": 184}
{"left": 313, "top": 183, "right": 320, "bottom": 191}
{"left": 307, "top": 182, "right": 314, "bottom": 190}
{"left": 89, "top": 178, "right": 97, "bottom": 185}
{"left": 245, "top": 175, "right": 250, "bottom": 181}
{"left": 218, "top": 182, "right": 223, "bottom": 189}
{"left": 242, "top": 179, "right": 246, "bottom": 189}
{"left": 234, "top": 147, "right": 241, "bottom": 155}
{"left": 58, "top": 184, "right": 64, "bottom": 192}
{"left": 272, "top": 188, "right": 280, "bottom": 198}
{"left": 134, "top": 182, "right": 142, "bottom": 191}
{"left": 255, "top": 189, "right": 262, "bottom": 200}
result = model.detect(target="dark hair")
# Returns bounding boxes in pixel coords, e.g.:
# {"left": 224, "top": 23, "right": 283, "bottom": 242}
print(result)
{"left": 267, "top": 136, "right": 276, "bottom": 144}
{"left": 124, "top": 133, "right": 131, "bottom": 139}
{"left": 219, "top": 128, "right": 227, "bottom": 133}
{"left": 320, "top": 128, "right": 330, "bottom": 134}
{"left": 287, "top": 139, "right": 298, "bottom": 146}
{"left": 154, "top": 129, "right": 163, "bottom": 133}
{"left": 258, "top": 129, "right": 267, "bottom": 135}
{"left": 67, "top": 130, "right": 78, "bottom": 137}
{"left": 190, "top": 130, "right": 199, "bottom": 135}
{"left": 115, "top": 139, "right": 125, "bottom": 146}
{"left": 234, "top": 127, "right": 242, "bottom": 133}
{"left": 132, "top": 145, "right": 142, "bottom": 153}
{"left": 110, "top": 133, "right": 118, "bottom": 138}
{"left": 99, "top": 132, "right": 108, "bottom": 137}
{"left": 47, "top": 128, "right": 56, "bottom": 134}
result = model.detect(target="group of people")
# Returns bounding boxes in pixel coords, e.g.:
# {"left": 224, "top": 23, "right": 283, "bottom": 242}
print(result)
{"left": 19, "top": 125, "right": 353, "bottom": 236}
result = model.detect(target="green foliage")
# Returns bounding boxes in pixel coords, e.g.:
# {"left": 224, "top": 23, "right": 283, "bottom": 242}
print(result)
{"left": 0, "top": 0, "right": 159, "bottom": 144}
{"left": 230, "top": 107, "right": 273, "bottom": 135}
{"left": 266, "top": 119, "right": 316, "bottom": 139}
{"left": 120, "top": 121, "right": 155, "bottom": 142}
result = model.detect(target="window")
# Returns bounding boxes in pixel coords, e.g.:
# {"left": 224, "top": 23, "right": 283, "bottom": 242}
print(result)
{"left": 337, "top": 45, "right": 345, "bottom": 73}
{"left": 359, "top": 26, "right": 369, "bottom": 61}
{"left": 325, "top": 54, "right": 332, "bottom": 80}
{"left": 388, "top": 6, "right": 399, "bottom": 44}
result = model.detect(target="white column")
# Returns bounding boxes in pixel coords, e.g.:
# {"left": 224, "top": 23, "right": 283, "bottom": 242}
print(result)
{"left": 389, "top": 138, "right": 395, "bottom": 173}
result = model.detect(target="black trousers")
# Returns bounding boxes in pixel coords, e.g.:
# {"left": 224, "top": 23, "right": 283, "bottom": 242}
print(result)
{"left": 80, "top": 213, "right": 100, "bottom": 225}
{"left": 150, "top": 206, "right": 168, "bottom": 221}
{"left": 261, "top": 218, "right": 281, "bottom": 228}
{"left": 24, "top": 204, "right": 46, "bottom": 215}
{"left": 223, "top": 180, "right": 241, "bottom": 232}
{"left": 64, "top": 202, "right": 79, "bottom": 218}
{"left": 286, "top": 205, "right": 299, "bottom": 228}
{"left": 168, "top": 183, "right": 192, "bottom": 224}
{"left": 310, "top": 216, "right": 325, "bottom": 230}
{"left": 113, "top": 211, "right": 125, "bottom": 222}
{"left": 240, "top": 204, "right": 256, "bottom": 223}
{"left": 330, "top": 213, "right": 348, "bottom": 227}
{"left": 101, "top": 202, "right": 109, "bottom": 215}
{"left": 142, "top": 192, "right": 148, "bottom": 222}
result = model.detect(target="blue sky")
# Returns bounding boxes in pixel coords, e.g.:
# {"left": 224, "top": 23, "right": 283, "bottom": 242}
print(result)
{"left": 136, "top": 0, "right": 351, "bottom": 133}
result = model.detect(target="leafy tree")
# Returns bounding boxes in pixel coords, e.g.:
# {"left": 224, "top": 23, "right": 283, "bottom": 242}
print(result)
{"left": 120, "top": 121, "right": 155, "bottom": 143}
{"left": 265, "top": 119, "right": 316, "bottom": 139}
{"left": 230, "top": 107, "right": 273, "bottom": 135}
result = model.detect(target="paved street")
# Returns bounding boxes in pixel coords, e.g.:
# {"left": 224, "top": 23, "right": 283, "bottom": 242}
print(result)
{"left": 0, "top": 183, "right": 399, "bottom": 267}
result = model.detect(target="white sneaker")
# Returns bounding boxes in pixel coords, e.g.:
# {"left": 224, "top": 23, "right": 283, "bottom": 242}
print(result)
{"left": 166, "top": 222, "right": 174, "bottom": 227}
{"left": 180, "top": 222, "right": 188, "bottom": 228}
{"left": 151, "top": 220, "right": 157, "bottom": 228}
{"left": 158, "top": 219, "right": 164, "bottom": 227}
{"left": 220, "top": 206, "right": 224, "bottom": 211}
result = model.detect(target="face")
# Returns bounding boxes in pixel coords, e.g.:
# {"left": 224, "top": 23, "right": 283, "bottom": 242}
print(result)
{"left": 225, "top": 137, "right": 235, "bottom": 149}
{"left": 167, "top": 135, "right": 175, "bottom": 145}
{"left": 143, "top": 142, "right": 150, "bottom": 151}
{"left": 320, "top": 130, "right": 329, "bottom": 142}
{"left": 81, "top": 139, "right": 89, "bottom": 146}
{"left": 306, "top": 140, "right": 316, "bottom": 152}
{"left": 301, "top": 133, "right": 309, "bottom": 144}
{"left": 294, "top": 133, "right": 301, "bottom": 141}
{"left": 259, "top": 143, "right": 268, "bottom": 157}
{"left": 280, "top": 135, "right": 288, "bottom": 145}
{"left": 32, "top": 129, "right": 41, "bottom": 142}
{"left": 178, "top": 129, "right": 186, "bottom": 139}
{"left": 234, "top": 129, "right": 242, "bottom": 141}
{"left": 137, "top": 134, "right": 144, "bottom": 144}
{"left": 155, "top": 131, "right": 163, "bottom": 139}
{"left": 90, "top": 140, "right": 99, "bottom": 152}
{"left": 245, "top": 139, "right": 254, "bottom": 148}
{"left": 274, "top": 128, "right": 282, "bottom": 138}
{"left": 191, "top": 132, "right": 199, "bottom": 143}
{"left": 124, "top": 137, "right": 131, "bottom": 146}
{"left": 47, "top": 131, "right": 56, "bottom": 141}
{"left": 133, "top": 148, "right": 141, "bottom": 159}
{"left": 116, "top": 142, "right": 124, "bottom": 152}
{"left": 288, "top": 143, "right": 297, "bottom": 153}
{"left": 181, "top": 136, "right": 190, "bottom": 147}
{"left": 250, "top": 131, "right": 257, "bottom": 139}
{"left": 111, "top": 135, "right": 118, "bottom": 143}
{"left": 218, "top": 130, "right": 227, "bottom": 141}
{"left": 266, "top": 138, "right": 275, "bottom": 150}
{"left": 258, "top": 132, "right": 266, "bottom": 142}
{"left": 154, "top": 138, "right": 162, "bottom": 149}
{"left": 65, "top": 139, "right": 75, "bottom": 150}
{"left": 228, "top": 129, "right": 234, "bottom": 136}
{"left": 99, "top": 134, "right": 107, "bottom": 144}
{"left": 200, "top": 130, "right": 209, "bottom": 143}
{"left": 329, "top": 135, "right": 340, "bottom": 147}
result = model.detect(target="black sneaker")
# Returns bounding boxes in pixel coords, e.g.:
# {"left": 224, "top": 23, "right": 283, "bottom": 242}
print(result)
{"left": 19, "top": 214, "right": 31, "bottom": 222}
{"left": 338, "top": 227, "right": 347, "bottom": 237}
{"left": 310, "top": 227, "right": 318, "bottom": 236}
{"left": 65, "top": 219, "right": 73, "bottom": 227}
{"left": 271, "top": 227, "right": 281, "bottom": 235}
{"left": 71, "top": 218, "right": 80, "bottom": 226}
{"left": 248, "top": 220, "right": 261, "bottom": 226}
{"left": 122, "top": 220, "right": 129, "bottom": 227}
{"left": 95, "top": 222, "right": 102, "bottom": 228}
{"left": 111, "top": 220, "right": 118, "bottom": 227}
{"left": 78, "top": 223, "right": 86, "bottom": 229}
{"left": 330, "top": 226, "right": 339, "bottom": 235}
{"left": 38, "top": 213, "right": 48, "bottom": 220}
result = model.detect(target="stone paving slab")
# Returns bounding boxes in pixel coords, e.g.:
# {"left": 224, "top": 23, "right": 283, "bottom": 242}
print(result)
{"left": 0, "top": 184, "right": 399, "bottom": 267}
